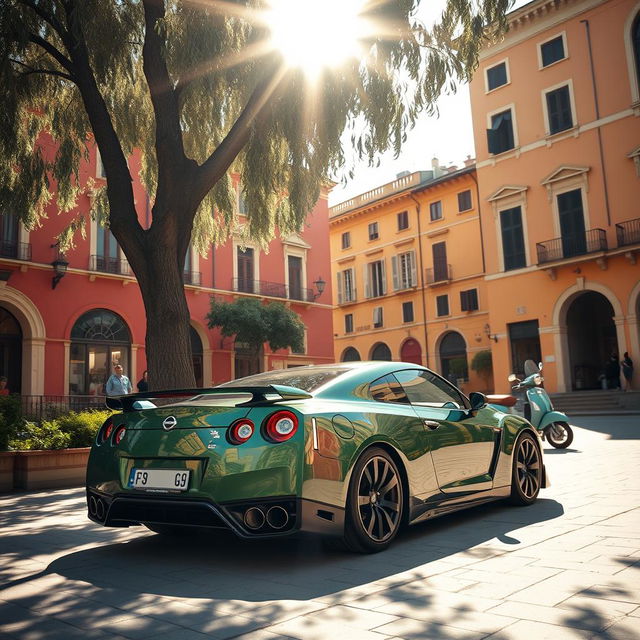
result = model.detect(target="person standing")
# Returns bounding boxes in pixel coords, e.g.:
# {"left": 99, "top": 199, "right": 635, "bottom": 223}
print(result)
{"left": 105, "top": 364, "right": 132, "bottom": 396}
{"left": 605, "top": 354, "right": 621, "bottom": 390}
{"left": 137, "top": 370, "right": 149, "bottom": 392}
{"left": 0, "top": 376, "right": 9, "bottom": 396}
{"left": 622, "top": 352, "right": 634, "bottom": 391}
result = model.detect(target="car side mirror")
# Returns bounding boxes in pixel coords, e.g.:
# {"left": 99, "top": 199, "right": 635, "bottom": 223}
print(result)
{"left": 469, "top": 392, "right": 486, "bottom": 412}
{"left": 508, "top": 374, "right": 517, "bottom": 382}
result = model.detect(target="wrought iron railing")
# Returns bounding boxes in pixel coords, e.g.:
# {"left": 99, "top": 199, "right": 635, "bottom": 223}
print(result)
{"left": 616, "top": 218, "right": 640, "bottom": 247}
{"left": 0, "top": 241, "right": 31, "bottom": 261}
{"left": 89, "top": 255, "right": 132, "bottom": 276}
{"left": 536, "top": 229, "right": 607, "bottom": 264}
{"left": 231, "top": 278, "right": 314, "bottom": 301}
{"left": 20, "top": 395, "right": 107, "bottom": 422}
{"left": 426, "top": 263, "right": 452, "bottom": 284}
{"left": 183, "top": 270, "right": 202, "bottom": 286}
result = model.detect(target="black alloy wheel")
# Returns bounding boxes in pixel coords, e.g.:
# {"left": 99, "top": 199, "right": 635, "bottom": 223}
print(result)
{"left": 509, "top": 432, "right": 542, "bottom": 506}
{"left": 342, "top": 447, "right": 404, "bottom": 553}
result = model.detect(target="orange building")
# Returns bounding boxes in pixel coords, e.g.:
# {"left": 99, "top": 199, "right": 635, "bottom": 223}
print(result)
{"left": 329, "top": 162, "right": 495, "bottom": 394}
{"left": 470, "top": 0, "right": 640, "bottom": 393}
{"left": 0, "top": 140, "right": 334, "bottom": 399}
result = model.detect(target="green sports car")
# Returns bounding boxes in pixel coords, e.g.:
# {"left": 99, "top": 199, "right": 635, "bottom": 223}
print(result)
{"left": 86, "top": 362, "right": 549, "bottom": 553}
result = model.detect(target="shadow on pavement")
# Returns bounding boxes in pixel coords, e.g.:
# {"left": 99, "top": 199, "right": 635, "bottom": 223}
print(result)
{"left": 570, "top": 416, "right": 640, "bottom": 440}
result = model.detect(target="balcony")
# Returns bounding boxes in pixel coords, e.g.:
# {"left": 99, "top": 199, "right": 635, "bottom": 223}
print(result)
{"left": 0, "top": 241, "right": 31, "bottom": 261}
{"left": 426, "top": 263, "right": 452, "bottom": 285}
{"left": 89, "top": 255, "right": 132, "bottom": 276}
{"left": 616, "top": 218, "right": 640, "bottom": 247}
{"left": 536, "top": 229, "right": 607, "bottom": 265}
{"left": 231, "top": 278, "right": 315, "bottom": 302}
{"left": 183, "top": 270, "right": 202, "bottom": 286}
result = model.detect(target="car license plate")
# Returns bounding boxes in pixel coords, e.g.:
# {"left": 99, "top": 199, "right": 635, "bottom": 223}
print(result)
{"left": 130, "top": 469, "right": 190, "bottom": 491}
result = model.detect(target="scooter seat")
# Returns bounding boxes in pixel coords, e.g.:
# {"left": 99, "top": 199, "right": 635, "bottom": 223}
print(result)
{"left": 486, "top": 394, "right": 517, "bottom": 407}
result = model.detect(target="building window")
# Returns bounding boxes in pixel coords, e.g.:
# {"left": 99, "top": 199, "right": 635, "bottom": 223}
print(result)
{"left": 392, "top": 251, "right": 417, "bottom": 290}
{"left": 0, "top": 210, "right": 18, "bottom": 258}
{"left": 402, "top": 301, "right": 414, "bottom": 323}
{"left": 236, "top": 247, "right": 254, "bottom": 292}
{"left": 337, "top": 267, "right": 356, "bottom": 304}
{"left": 500, "top": 206, "right": 526, "bottom": 271}
{"left": 429, "top": 201, "right": 442, "bottom": 221}
{"left": 436, "top": 294, "right": 449, "bottom": 317}
{"left": 344, "top": 314, "right": 353, "bottom": 333}
{"left": 487, "top": 109, "right": 515, "bottom": 155}
{"left": 341, "top": 231, "right": 351, "bottom": 249}
{"left": 540, "top": 35, "right": 566, "bottom": 68}
{"left": 545, "top": 85, "right": 573, "bottom": 134}
{"left": 238, "top": 188, "right": 247, "bottom": 215}
{"left": 368, "top": 222, "right": 379, "bottom": 240}
{"left": 509, "top": 320, "right": 541, "bottom": 380}
{"left": 634, "top": 15, "right": 640, "bottom": 89}
{"left": 397, "top": 210, "right": 409, "bottom": 230}
{"left": 94, "top": 225, "right": 123, "bottom": 274}
{"left": 365, "top": 260, "right": 386, "bottom": 298}
{"left": 457, "top": 190, "right": 472, "bottom": 212}
{"left": 69, "top": 309, "right": 131, "bottom": 396}
{"left": 557, "top": 189, "right": 587, "bottom": 258}
{"left": 460, "top": 289, "right": 479, "bottom": 312}
{"left": 431, "top": 241, "right": 449, "bottom": 282}
{"left": 373, "top": 306, "right": 384, "bottom": 328}
{"left": 96, "top": 149, "right": 107, "bottom": 179}
{"left": 287, "top": 255, "right": 303, "bottom": 300}
{"left": 486, "top": 61, "right": 508, "bottom": 91}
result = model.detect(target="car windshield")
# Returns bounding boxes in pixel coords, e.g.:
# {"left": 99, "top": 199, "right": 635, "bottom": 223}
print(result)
{"left": 219, "top": 367, "right": 347, "bottom": 393}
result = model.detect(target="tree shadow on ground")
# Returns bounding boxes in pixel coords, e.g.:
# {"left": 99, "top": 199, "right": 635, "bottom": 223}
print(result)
{"left": 569, "top": 417, "right": 640, "bottom": 441}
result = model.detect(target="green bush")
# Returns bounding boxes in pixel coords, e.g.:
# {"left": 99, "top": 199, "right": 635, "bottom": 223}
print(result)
{"left": 0, "top": 395, "right": 22, "bottom": 451}
{"left": 9, "top": 420, "right": 71, "bottom": 450}
{"left": 55, "top": 410, "right": 113, "bottom": 448}
{"left": 471, "top": 350, "right": 493, "bottom": 377}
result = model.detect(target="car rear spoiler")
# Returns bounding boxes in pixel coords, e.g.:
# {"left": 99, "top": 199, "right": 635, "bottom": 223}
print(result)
{"left": 105, "top": 385, "right": 313, "bottom": 412}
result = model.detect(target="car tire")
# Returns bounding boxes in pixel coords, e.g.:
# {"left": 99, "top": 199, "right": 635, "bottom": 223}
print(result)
{"left": 144, "top": 523, "right": 195, "bottom": 536}
{"left": 509, "top": 432, "right": 542, "bottom": 506}
{"left": 341, "top": 447, "right": 404, "bottom": 553}
{"left": 545, "top": 422, "right": 573, "bottom": 449}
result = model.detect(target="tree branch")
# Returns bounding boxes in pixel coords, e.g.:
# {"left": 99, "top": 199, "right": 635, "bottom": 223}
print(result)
{"left": 28, "top": 33, "right": 74, "bottom": 73}
{"left": 18, "top": 0, "right": 68, "bottom": 42}
{"left": 193, "top": 59, "right": 287, "bottom": 204}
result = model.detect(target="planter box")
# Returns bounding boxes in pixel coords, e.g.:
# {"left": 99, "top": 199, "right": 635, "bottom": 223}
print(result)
{"left": 13, "top": 448, "right": 90, "bottom": 490}
{"left": 0, "top": 452, "right": 16, "bottom": 492}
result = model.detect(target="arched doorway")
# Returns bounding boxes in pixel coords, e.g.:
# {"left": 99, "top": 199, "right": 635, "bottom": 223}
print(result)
{"left": 341, "top": 347, "right": 361, "bottom": 362}
{"left": 371, "top": 342, "right": 392, "bottom": 361}
{"left": 190, "top": 326, "right": 203, "bottom": 387}
{"left": 439, "top": 331, "right": 468, "bottom": 384}
{"left": 0, "top": 307, "right": 22, "bottom": 394}
{"left": 400, "top": 338, "right": 422, "bottom": 365}
{"left": 70, "top": 309, "right": 131, "bottom": 395}
{"left": 566, "top": 291, "right": 618, "bottom": 390}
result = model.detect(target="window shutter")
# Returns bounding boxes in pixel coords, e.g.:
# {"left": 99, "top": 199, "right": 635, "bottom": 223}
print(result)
{"left": 337, "top": 271, "right": 344, "bottom": 304}
{"left": 460, "top": 290, "right": 468, "bottom": 311}
{"left": 351, "top": 268, "right": 357, "bottom": 301}
{"left": 391, "top": 255, "right": 399, "bottom": 291}
{"left": 363, "top": 264, "right": 371, "bottom": 298}
{"left": 380, "top": 259, "right": 387, "bottom": 295}
{"left": 409, "top": 252, "right": 417, "bottom": 287}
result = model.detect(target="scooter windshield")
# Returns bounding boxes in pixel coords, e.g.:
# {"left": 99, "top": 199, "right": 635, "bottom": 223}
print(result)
{"left": 524, "top": 359, "right": 540, "bottom": 376}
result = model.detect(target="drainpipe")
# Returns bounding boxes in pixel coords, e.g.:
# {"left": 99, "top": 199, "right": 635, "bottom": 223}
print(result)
{"left": 581, "top": 19, "right": 612, "bottom": 227}
{"left": 409, "top": 193, "right": 430, "bottom": 368}
{"left": 469, "top": 170, "right": 486, "bottom": 274}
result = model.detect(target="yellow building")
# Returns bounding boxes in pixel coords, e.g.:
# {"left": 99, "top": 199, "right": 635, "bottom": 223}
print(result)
{"left": 470, "top": 0, "right": 640, "bottom": 393}
{"left": 329, "top": 162, "right": 495, "bottom": 394}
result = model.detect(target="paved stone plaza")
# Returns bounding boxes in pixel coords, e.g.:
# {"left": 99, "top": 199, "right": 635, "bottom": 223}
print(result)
{"left": 1, "top": 415, "right": 639, "bottom": 640}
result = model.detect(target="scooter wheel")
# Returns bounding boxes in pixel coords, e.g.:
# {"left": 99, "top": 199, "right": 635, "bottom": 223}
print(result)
{"left": 545, "top": 422, "right": 573, "bottom": 449}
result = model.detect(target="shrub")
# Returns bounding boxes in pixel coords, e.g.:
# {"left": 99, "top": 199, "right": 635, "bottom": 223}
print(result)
{"left": 471, "top": 350, "right": 493, "bottom": 378}
{"left": 55, "top": 410, "right": 113, "bottom": 448}
{"left": 9, "top": 420, "right": 71, "bottom": 451}
{"left": 0, "top": 395, "right": 22, "bottom": 451}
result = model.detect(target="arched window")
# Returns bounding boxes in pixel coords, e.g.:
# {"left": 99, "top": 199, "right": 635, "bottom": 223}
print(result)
{"left": 70, "top": 309, "right": 131, "bottom": 395}
{"left": 371, "top": 342, "right": 392, "bottom": 361}
{"left": 341, "top": 347, "right": 361, "bottom": 362}
{"left": 191, "top": 326, "right": 203, "bottom": 387}
{"left": 439, "top": 331, "right": 468, "bottom": 384}
{"left": 634, "top": 13, "right": 640, "bottom": 88}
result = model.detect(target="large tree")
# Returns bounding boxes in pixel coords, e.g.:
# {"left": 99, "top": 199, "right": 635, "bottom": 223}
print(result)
{"left": 0, "top": 0, "right": 510, "bottom": 389}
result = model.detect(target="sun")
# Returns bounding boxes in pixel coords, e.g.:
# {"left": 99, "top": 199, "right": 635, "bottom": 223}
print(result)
{"left": 263, "top": 0, "right": 371, "bottom": 75}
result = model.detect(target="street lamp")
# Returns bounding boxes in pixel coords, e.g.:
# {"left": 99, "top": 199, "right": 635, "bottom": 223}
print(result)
{"left": 312, "top": 276, "right": 326, "bottom": 300}
{"left": 51, "top": 256, "right": 69, "bottom": 289}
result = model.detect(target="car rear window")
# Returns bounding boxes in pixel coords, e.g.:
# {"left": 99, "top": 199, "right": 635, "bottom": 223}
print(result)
{"left": 220, "top": 368, "right": 346, "bottom": 393}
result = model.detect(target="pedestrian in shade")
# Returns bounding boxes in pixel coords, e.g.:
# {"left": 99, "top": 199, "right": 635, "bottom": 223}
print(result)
{"left": 137, "top": 370, "right": 149, "bottom": 393}
{"left": 622, "top": 352, "right": 634, "bottom": 391}
{"left": 105, "top": 364, "right": 132, "bottom": 396}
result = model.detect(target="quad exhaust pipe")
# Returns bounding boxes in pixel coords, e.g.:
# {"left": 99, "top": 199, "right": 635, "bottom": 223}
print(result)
{"left": 266, "top": 506, "right": 289, "bottom": 530}
{"left": 243, "top": 506, "right": 266, "bottom": 530}
{"left": 242, "top": 505, "right": 290, "bottom": 531}
{"left": 88, "top": 495, "right": 106, "bottom": 522}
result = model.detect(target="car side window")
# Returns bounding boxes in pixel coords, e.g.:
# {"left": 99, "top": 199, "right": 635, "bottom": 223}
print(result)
{"left": 393, "top": 369, "right": 468, "bottom": 408}
{"left": 369, "top": 374, "right": 409, "bottom": 404}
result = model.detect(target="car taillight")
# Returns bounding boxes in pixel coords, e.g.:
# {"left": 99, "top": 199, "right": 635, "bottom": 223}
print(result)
{"left": 99, "top": 418, "right": 114, "bottom": 443}
{"left": 228, "top": 419, "right": 254, "bottom": 445}
{"left": 114, "top": 426, "right": 126, "bottom": 445}
{"left": 264, "top": 411, "right": 298, "bottom": 443}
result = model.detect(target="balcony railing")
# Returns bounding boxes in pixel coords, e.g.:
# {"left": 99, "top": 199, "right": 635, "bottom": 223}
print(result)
{"left": 20, "top": 395, "right": 106, "bottom": 423}
{"left": 536, "top": 229, "right": 607, "bottom": 264}
{"left": 0, "top": 241, "right": 31, "bottom": 261}
{"left": 90, "top": 255, "right": 132, "bottom": 276}
{"left": 231, "top": 278, "right": 315, "bottom": 302}
{"left": 616, "top": 218, "right": 640, "bottom": 247}
{"left": 183, "top": 270, "right": 202, "bottom": 286}
{"left": 426, "top": 263, "right": 452, "bottom": 284}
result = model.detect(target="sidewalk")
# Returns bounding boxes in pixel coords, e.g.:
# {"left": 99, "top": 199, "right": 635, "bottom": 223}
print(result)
{"left": 1, "top": 415, "right": 639, "bottom": 640}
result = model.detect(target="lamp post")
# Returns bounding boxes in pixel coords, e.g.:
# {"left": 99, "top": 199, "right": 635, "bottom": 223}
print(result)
{"left": 51, "top": 256, "right": 69, "bottom": 289}
{"left": 312, "top": 276, "right": 326, "bottom": 300}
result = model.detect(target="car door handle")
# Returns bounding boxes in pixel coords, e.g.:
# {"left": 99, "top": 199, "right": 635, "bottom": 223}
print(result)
{"left": 423, "top": 420, "right": 440, "bottom": 430}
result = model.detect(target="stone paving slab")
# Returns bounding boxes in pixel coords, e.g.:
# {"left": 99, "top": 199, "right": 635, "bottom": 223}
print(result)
{"left": 1, "top": 415, "right": 640, "bottom": 639}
